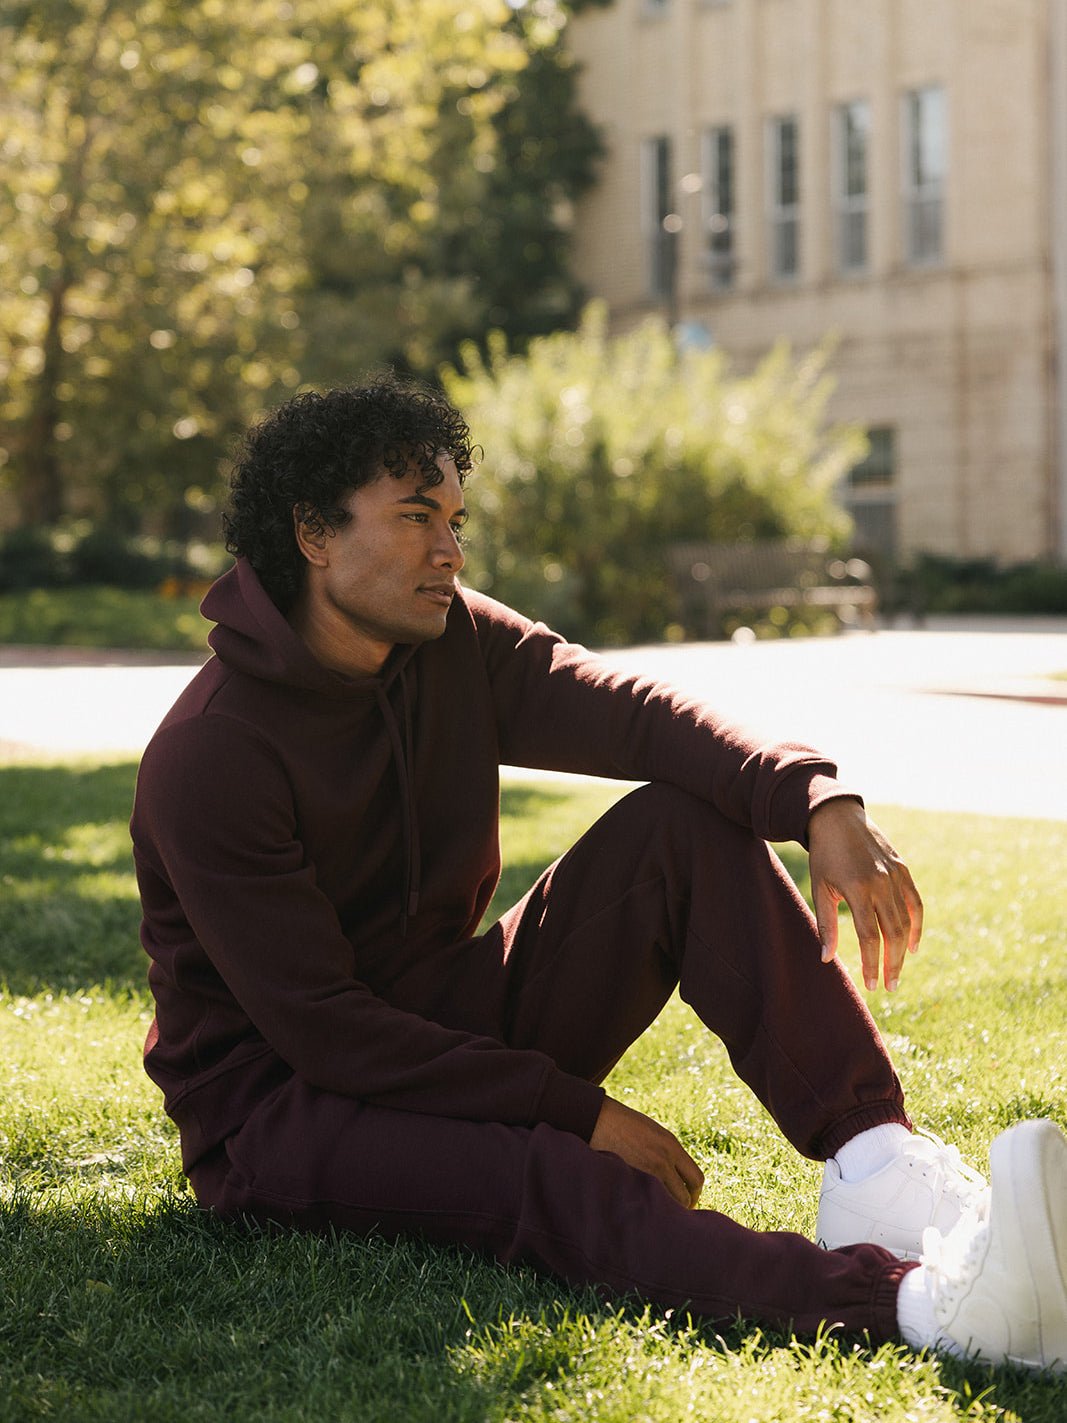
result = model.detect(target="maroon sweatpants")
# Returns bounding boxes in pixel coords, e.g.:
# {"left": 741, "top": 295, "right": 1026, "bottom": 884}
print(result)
{"left": 190, "top": 784, "right": 914, "bottom": 1340}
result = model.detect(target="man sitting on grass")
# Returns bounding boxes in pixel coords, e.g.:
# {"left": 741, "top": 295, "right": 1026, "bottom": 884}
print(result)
{"left": 131, "top": 376, "right": 1067, "bottom": 1373}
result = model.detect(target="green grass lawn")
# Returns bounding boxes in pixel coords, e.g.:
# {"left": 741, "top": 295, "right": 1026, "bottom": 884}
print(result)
{"left": 1, "top": 762, "right": 1065, "bottom": 1422}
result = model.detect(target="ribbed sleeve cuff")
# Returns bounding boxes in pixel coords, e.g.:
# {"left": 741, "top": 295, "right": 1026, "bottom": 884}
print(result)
{"left": 771, "top": 769, "right": 865, "bottom": 847}
{"left": 533, "top": 1071, "right": 606, "bottom": 1140}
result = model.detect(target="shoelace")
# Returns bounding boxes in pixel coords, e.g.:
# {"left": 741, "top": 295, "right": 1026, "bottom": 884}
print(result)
{"left": 919, "top": 1195, "right": 991, "bottom": 1317}
{"left": 909, "top": 1128, "right": 988, "bottom": 1201}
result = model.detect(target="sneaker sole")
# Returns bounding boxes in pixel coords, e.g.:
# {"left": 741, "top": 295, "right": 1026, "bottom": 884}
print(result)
{"left": 989, "top": 1119, "right": 1067, "bottom": 1372}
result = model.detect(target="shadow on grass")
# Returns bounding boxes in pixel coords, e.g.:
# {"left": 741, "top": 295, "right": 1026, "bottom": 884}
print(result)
{"left": 2, "top": 1187, "right": 1062, "bottom": 1423}
{"left": 0, "top": 760, "right": 139, "bottom": 845}
{"left": 0, "top": 760, "right": 145, "bottom": 996}
{"left": 0, "top": 1187, "right": 599, "bottom": 1422}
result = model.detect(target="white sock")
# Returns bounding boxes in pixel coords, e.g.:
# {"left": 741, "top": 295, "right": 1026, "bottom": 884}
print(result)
{"left": 834, "top": 1123, "right": 912, "bottom": 1182}
{"left": 897, "top": 1260, "right": 968, "bottom": 1358}
{"left": 896, "top": 1263, "right": 942, "bottom": 1351}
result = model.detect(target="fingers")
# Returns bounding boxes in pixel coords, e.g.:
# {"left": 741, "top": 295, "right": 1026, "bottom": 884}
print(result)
{"left": 590, "top": 1096, "right": 704, "bottom": 1209}
{"left": 660, "top": 1151, "right": 702, "bottom": 1209}
{"left": 902, "top": 871, "right": 925, "bottom": 954}
{"left": 643, "top": 1127, "right": 704, "bottom": 1209}
{"left": 809, "top": 802, "right": 925, "bottom": 993}
{"left": 814, "top": 881, "right": 840, "bottom": 963}
{"left": 674, "top": 1147, "right": 705, "bottom": 1209}
{"left": 814, "top": 866, "right": 893, "bottom": 990}
{"left": 851, "top": 897, "right": 885, "bottom": 992}
{"left": 870, "top": 859, "right": 924, "bottom": 991}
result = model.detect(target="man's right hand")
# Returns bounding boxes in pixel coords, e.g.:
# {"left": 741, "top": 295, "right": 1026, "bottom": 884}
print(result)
{"left": 589, "top": 1095, "right": 704, "bottom": 1209}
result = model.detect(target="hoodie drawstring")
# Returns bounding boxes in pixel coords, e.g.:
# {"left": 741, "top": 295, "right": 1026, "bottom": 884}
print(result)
{"left": 375, "top": 670, "right": 420, "bottom": 937}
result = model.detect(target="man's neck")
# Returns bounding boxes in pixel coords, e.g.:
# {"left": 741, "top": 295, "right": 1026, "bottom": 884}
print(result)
{"left": 288, "top": 592, "right": 390, "bottom": 678}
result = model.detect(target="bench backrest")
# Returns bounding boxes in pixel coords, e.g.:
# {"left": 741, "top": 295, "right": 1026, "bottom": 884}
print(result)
{"left": 668, "top": 540, "right": 847, "bottom": 593}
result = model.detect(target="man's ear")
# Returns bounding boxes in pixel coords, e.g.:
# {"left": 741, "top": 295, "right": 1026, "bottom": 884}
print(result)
{"left": 293, "top": 504, "right": 331, "bottom": 567}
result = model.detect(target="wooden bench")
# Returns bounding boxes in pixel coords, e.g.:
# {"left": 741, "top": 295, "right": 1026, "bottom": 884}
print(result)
{"left": 667, "top": 540, "right": 878, "bottom": 639}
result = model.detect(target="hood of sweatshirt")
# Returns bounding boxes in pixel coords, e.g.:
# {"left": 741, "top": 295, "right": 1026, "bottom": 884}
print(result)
{"left": 202, "top": 557, "right": 418, "bottom": 697}
{"left": 201, "top": 558, "right": 423, "bottom": 927}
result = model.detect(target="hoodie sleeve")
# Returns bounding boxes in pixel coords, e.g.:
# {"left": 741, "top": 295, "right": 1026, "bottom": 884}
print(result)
{"left": 465, "top": 590, "right": 860, "bottom": 845}
{"left": 133, "top": 715, "right": 605, "bottom": 1140}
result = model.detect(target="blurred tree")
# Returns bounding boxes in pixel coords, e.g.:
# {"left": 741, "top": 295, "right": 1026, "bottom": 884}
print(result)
{"left": 443, "top": 303, "right": 865, "bottom": 645}
{"left": 429, "top": 7, "right": 603, "bottom": 350}
{"left": 0, "top": 0, "right": 601, "bottom": 536}
{"left": 1, "top": 0, "right": 308, "bottom": 531}
{"left": 295, "top": 0, "right": 601, "bottom": 386}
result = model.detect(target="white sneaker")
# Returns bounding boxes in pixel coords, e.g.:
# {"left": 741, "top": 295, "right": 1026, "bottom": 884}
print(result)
{"left": 816, "top": 1127, "right": 987, "bottom": 1259}
{"left": 919, "top": 1118, "right": 1067, "bottom": 1372}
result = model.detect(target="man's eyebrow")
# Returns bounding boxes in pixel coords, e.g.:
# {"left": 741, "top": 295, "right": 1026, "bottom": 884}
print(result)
{"left": 396, "top": 491, "right": 468, "bottom": 518}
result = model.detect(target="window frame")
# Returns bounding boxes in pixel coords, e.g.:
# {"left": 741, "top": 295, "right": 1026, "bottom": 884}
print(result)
{"left": 842, "top": 426, "right": 898, "bottom": 559}
{"left": 833, "top": 98, "right": 871, "bottom": 275}
{"left": 901, "top": 85, "right": 947, "bottom": 266}
{"left": 702, "top": 124, "right": 737, "bottom": 291}
{"left": 641, "top": 134, "right": 676, "bottom": 300}
{"left": 766, "top": 114, "right": 801, "bottom": 282}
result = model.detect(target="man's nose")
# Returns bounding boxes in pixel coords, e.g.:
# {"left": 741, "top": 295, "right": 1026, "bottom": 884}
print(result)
{"left": 433, "top": 525, "right": 465, "bottom": 571}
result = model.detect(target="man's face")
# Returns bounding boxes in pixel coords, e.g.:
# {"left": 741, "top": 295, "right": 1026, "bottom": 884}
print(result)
{"left": 293, "top": 452, "right": 468, "bottom": 675}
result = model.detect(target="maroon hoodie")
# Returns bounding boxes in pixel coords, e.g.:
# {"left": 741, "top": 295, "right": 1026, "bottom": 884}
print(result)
{"left": 131, "top": 559, "right": 856, "bottom": 1173}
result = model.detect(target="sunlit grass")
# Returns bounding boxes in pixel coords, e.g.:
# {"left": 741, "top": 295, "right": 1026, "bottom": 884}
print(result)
{"left": 1, "top": 760, "right": 1065, "bottom": 1421}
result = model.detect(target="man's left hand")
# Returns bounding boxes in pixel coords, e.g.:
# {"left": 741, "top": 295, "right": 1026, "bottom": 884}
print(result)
{"left": 807, "top": 799, "right": 924, "bottom": 992}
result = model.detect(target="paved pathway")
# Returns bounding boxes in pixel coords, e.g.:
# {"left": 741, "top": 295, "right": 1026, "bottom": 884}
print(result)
{"left": 1, "top": 616, "right": 1065, "bottom": 820}
{"left": 598, "top": 619, "right": 1067, "bottom": 821}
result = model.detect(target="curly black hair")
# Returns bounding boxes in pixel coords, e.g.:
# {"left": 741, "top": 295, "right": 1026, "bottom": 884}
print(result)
{"left": 223, "top": 375, "right": 476, "bottom": 611}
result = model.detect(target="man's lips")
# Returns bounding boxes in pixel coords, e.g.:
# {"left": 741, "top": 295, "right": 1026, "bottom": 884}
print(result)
{"left": 418, "top": 583, "right": 455, "bottom": 606}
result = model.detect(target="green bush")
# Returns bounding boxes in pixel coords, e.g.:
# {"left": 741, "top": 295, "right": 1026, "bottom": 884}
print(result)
{"left": 0, "top": 586, "right": 212, "bottom": 651}
{"left": 0, "top": 526, "right": 72, "bottom": 591}
{"left": 0, "top": 525, "right": 229, "bottom": 594}
{"left": 68, "top": 528, "right": 176, "bottom": 588}
{"left": 899, "top": 554, "right": 1067, "bottom": 616}
{"left": 443, "top": 304, "right": 864, "bottom": 645}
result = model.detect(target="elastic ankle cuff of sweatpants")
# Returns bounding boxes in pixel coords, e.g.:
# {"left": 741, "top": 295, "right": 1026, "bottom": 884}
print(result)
{"left": 873, "top": 1259, "right": 922, "bottom": 1345}
{"left": 818, "top": 1104, "right": 913, "bottom": 1161}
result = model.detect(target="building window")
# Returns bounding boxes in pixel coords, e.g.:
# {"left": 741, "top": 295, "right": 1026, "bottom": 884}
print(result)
{"left": 843, "top": 426, "right": 897, "bottom": 559}
{"left": 702, "top": 125, "right": 736, "bottom": 291}
{"left": 767, "top": 115, "right": 800, "bottom": 280}
{"left": 642, "top": 135, "right": 677, "bottom": 300}
{"left": 902, "top": 86, "right": 946, "bottom": 264}
{"left": 833, "top": 100, "right": 870, "bottom": 273}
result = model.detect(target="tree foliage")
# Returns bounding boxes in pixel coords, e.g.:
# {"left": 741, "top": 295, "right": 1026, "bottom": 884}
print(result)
{"left": 444, "top": 303, "right": 865, "bottom": 645}
{"left": 0, "top": 0, "right": 601, "bottom": 534}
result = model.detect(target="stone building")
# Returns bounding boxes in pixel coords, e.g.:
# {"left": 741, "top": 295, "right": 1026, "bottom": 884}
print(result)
{"left": 566, "top": 0, "right": 1067, "bottom": 565}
